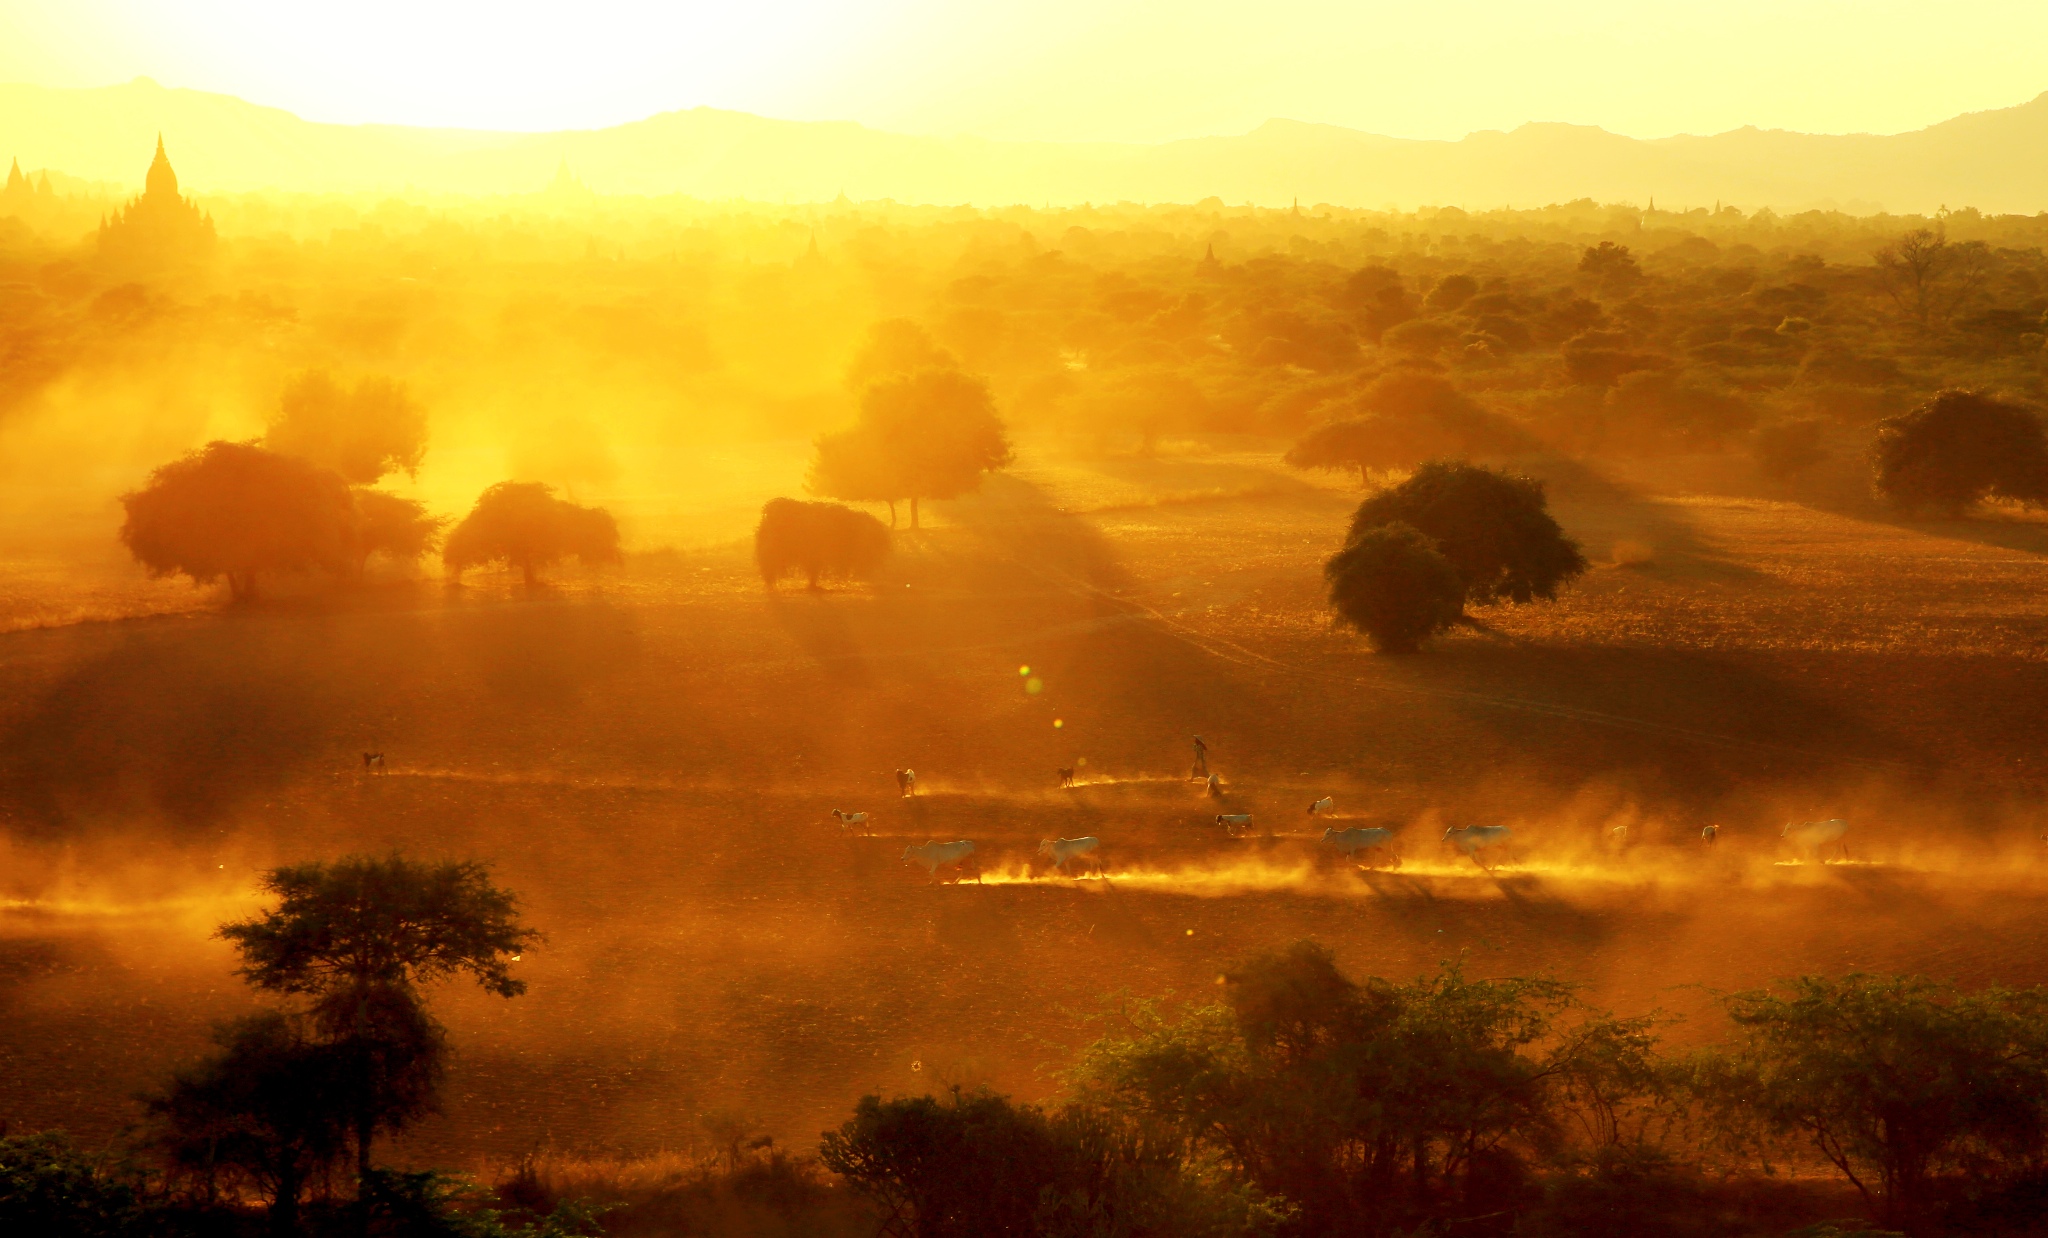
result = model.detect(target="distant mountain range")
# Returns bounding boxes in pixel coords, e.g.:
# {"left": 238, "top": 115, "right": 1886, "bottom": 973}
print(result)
{"left": 3, "top": 77, "right": 2047, "bottom": 214}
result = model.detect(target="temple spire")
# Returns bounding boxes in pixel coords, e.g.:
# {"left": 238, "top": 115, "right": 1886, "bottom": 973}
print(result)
{"left": 145, "top": 134, "right": 178, "bottom": 200}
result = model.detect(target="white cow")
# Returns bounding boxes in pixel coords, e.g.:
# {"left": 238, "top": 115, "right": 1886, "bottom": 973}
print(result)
{"left": 1782, "top": 818, "right": 1849, "bottom": 861}
{"left": 903, "top": 840, "right": 981, "bottom": 883}
{"left": 1443, "top": 824, "right": 1513, "bottom": 866}
{"left": 829, "top": 809, "right": 870, "bottom": 835}
{"left": 895, "top": 769, "right": 918, "bottom": 797}
{"left": 1322, "top": 826, "right": 1393, "bottom": 861}
{"left": 1038, "top": 836, "right": 1102, "bottom": 875}
{"left": 1216, "top": 813, "right": 1254, "bottom": 835}
{"left": 1307, "top": 797, "right": 1335, "bottom": 816}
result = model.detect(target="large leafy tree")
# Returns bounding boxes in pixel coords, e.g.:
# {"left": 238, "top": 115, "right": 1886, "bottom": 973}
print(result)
{"left": 1346, "top": 461, "right": 1587, "bottom": 605}
{"left": 442, "top": 481, "right": 621, "bottom": 586}
{"left": 349, "top": 488, "right": 444, "bottom": 578}
{"left": 1871, "top": 389, "right": 2048, "bottom": 514}
{"left": 218, "top": 856, "right": 539, "bottom": 1189}
{"left": 120, "top": 440, "right": 356, "bottom": 602}
{"left": 147, "top": 1011, "right": 354, "bottom": 1237}
{"left": 1712, "top": 975, "right": 2048, "bottom": 1232}
{"left": 809, "top": 369, "right": 1012, "bottom": 528}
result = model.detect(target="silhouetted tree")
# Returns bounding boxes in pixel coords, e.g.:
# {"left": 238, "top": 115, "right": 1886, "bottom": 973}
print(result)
{"left": 1872, "top": 389, "right": 2048, "bottom": 513}
{"left": 1285, "top": 418, "right": 1389, "bottom": 486}
{"left": 265, "top": 371, "right": 428, "bottom": 485}
{"left": 1287, "top": 373, "right": 1528, "bottom": 481}
{"left": 1603, "top": 370, "right": 1756, "bottom": 453}
{"left": 1324, "top": 523, "right": 1465, "bottom": 653}
{"left": 755, "top": 497, "right": 891, "bottom": 590}
{"left": 350, "top": 489, "right": 443, "bottom": 578}
{"left": 147, "top": 1011, "right": 353, "bottom": 1237}
{"left": 1710, "top": 975, "right": 2048, "bottom": 1232}
{"left": 1578, "top": 242, "right": 1641, "bottom": 285}
{"left": 1347, "top": 462, "right": 1587, "bottom": 604}
{"left": 1071, "top": 944, "right": 1656, "bottom": 1237}
{"left": 218, "top": 856, "right": 538, "bottom": 1192}
{"left": 120, "top": 440, "right": 356, "bottom": 602}
{"left": 808, "top": 423, "right": 904, "bottom": 525}
{"left": 810, "top": 369, "right": 1012, "bottom": 528}
{"left": 442, "top": 482, "right": 621, "bottom": 585}
{"left": 1874, "top": 228, "right": 1991, "bottom": 332}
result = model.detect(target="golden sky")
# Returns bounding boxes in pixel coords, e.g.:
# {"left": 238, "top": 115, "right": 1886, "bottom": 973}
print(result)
{"left": 3, "top": 0, "right": 2045, "bottom": 143}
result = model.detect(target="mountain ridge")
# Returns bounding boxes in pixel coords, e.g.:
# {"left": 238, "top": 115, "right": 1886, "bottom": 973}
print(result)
{"left": 3, "top": 77, "right": 2046, "bottom": 213}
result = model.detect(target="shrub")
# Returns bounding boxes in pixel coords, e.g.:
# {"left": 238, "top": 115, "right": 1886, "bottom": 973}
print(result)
{"left": 443, "top": 482, "right": 621, "bottom": 585}
{"left": 1323, "top": 522, "right": 1465, "bottom": 652}
{"left": 1871, "top": 389, "right": 2048, "bottom": 514}
{"left": 0, "top": 1131, "right": 143, "bottom": 1238}
{"left": 1346, "top": 461, "right": 1587, "bottom": 604}
{"left": 755, "top": 498, "right": 892, "bottom": 590}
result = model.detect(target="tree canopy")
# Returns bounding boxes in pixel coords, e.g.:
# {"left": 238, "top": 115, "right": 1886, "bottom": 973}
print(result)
{"left": 119, "top": 440, "right": 356, "bottom": 602}
{"left": 1871, "top": 388, "right": 2048, "bottom": 513}
{"left": 265, "top": 370, "right": 428, "bottom": 485}
{"left": 1346, "top": 461, "right": 1588, "bottom": 605}
{"left": 809, "top": 368, "right": 1012, "bottom": 527}
{"left": 1323, "top": 522, "right": 1466, "bottom": 653}
{"left": 442, "top": 481, "right": 621, "bottom": 585}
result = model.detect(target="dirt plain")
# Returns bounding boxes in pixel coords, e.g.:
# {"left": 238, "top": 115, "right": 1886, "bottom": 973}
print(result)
{"left": 4, "top": 441, "right": 2048, "bottom": 1168}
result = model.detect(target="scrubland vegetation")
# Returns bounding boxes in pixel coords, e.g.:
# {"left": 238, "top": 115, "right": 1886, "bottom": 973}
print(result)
{"left": 10, "top": 149, "right": 2048, "bottom": 1238}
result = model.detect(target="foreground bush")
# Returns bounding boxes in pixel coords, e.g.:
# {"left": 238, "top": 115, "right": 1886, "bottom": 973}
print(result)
{"left": 1872, "top": 389, "right": 2048, "bottom": 514}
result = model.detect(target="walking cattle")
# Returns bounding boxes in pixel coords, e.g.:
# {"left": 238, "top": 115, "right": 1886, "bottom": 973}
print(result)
{"left": 903, "top": 840, "right": 980, "bottom": 883}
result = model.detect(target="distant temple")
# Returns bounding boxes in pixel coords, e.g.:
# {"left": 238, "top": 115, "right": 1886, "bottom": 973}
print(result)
{"left": 1, "top": 158, "right": 54, "bottom": 218}
{"left": 97, "top": 136, "right": 216, "bottom": 266}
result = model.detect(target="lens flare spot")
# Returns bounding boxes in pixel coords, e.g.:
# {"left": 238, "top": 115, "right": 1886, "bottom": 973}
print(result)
{"left": 1053, "top": 719, "right": 1064, "bottom": 728}
{"left": 1018, "top": 665, "right": 1031, "bottom": 676}
{"left": 1025, "top": 677, "right": 1044, "bottom": 694}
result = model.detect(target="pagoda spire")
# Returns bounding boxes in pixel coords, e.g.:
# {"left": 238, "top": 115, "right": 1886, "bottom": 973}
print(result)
{"left": 145, "top": 133, "right": 179, "bottom": 200}
{"left": 4, "top": 158, "right": 24, "bottom": 195}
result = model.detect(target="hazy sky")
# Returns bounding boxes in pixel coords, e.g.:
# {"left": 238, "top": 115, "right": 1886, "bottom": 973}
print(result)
{"left": 3, "top": 0, "right": 2045, "bottom": 143}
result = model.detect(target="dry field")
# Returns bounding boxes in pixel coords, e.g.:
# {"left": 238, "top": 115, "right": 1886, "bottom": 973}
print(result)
{"left": 4, "top": 440, "right": 2048, "bottom": 1167}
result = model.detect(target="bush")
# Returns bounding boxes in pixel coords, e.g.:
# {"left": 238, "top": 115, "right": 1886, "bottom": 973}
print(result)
{"left": 1323, "top": 522, "right": 1465, "bottom": 653}
{"left": 1871, "top": 389, "right": 2048, "bottom": 514}
{"left": 1346, "top": 461, "right": 1587, "bottom": 605}
{"left": 443, "top": 482, "right": 621, "bottom": 585}
{"left": 755, "top": 498, "right": 892, "bottom": 590}
{"left": 0, "top": 1131, "right": 143, "bottom": 1238}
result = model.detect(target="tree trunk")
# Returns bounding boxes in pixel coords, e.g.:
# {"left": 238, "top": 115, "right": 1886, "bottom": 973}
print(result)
{"left": 522, "top": 562, "right": 537, "bottom": 588}
{"left": 887, "top": 500, "right": 897, "bottom": 527}
{"left": 1358, "top": 461, "right": 1369, "bottom": 489}
{"left": 910, "top": 497, "right": 920, "bottom": 529}
{"left": 269, "top": 1162, "right": 302, "bottom": 1238}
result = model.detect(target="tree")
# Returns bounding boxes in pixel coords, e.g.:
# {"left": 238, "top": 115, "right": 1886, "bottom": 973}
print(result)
{"left": 1346, "top": 462, "right": 1588, "bottom": 605}
{"left": 350, "top": 489, "right": 444, "bottom": 578}
{"left": 847, "top": 318, "right": 960, "bottom": 390}
{"left": 120, "top": 440, "right": 356, "bottom": 602}
{"left": 147, "top": 1012, "right": 354, "bottom": 1237}
{"left": 1578, "top": 242, "right": 1641, "bottom": 286}
{"left": 266, "top": 371, "right": 428, "bottom": 485}
{"left": 1873, "top": 229, "right": 1990, "bottom": 332}
{"left": 809, "top": 369, "right": 1013, "bottom": 528}
{"left": 1871, "top": 389, "right": 2048, "bottom": 514}
{"left": 755, "top": 497, "right": 892, "bottom": 590}
{"left": 1712, "top": 975, "right": 2048, "bottom": 1231}
{"left": 1602, "top": 370, "right": 1756, "bottom": 454}
{"left": 218, "top": 856, "right": 539, "bottom": 1191}
{"left": 1070, "top": 944, "right": 1654, "bottom": 1236}
{"left": 1323, "top": 523, "right": 1465, "bottom": 653}
{"left": 1285, "top": 373, "right": 1528, "bottom": 483}
{"left": 820, "top": 1090, "right": 1070, "bottom": 1238}
{"left": 442, "top": 482, "right": 621, "bottom": 586}
{"left": 0, "top": 1131, "right": 144, "bottom": 1238}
